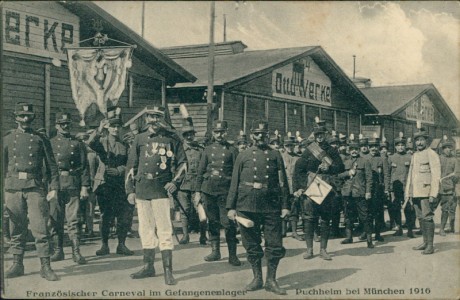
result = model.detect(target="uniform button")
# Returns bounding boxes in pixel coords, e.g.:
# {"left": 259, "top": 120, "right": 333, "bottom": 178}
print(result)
{"left": 14, "top": 140, "right": 17, "bottom": 144}
{"left": 29, "top": 153, "right": 33, "bottom": 156}
{"left": 265, "top": 175, "right": 269, "bottom": 178}
{"left": 266, "top": 158, "right": 269, "bottom": 161}
{"left": 71, "top": 161, "right": 74, "bottom": 164}
{"left": 222, "top": 153, "right": 225, "bottom": 156}
{"left": 15, "top": 163, "right": 18, "bottom": 166}
{"left": 13, "top": 155, "right": 16, "bottom": 158}
{"left": 253, "top": 158, "right": 256, "bottom": 161}
{"left": 211, "top": 154, "right": 215, "bottom": 157}
{"left": 29, "top": 162, "right": 32, "bottom": 165}
{"left": 156, "top": 172, "right": 159, "bottom": 175}
{"left": 264, "top": 151, "right": 268, "bottom": 154}
{"left": 221, "top": 161, "right": 224, "bottom": 163}
{"left": 58, "top": 162, "right": 62, "bottom": 164}
{"left": 145, "top": 163, "right": 148, "bottom": 166}
{"left": 220, "top": 168, "right": 223, "bottom": 171}
{"left": 157, "top": 163, "right": 160, "bottom": 166}
{"left": 254, "top": 167, "right": 257, "bottom": 170}
{"left": 252, "top": 151, "right": 256, "bottom": 154}
{"left": 13, "top": 148, "right": 16, "bottom": 151}
{"left": 254, "top": 175, "right": 257, "bottom": 179}
{"left": 57, "top": 153, "right": 60, "bottom": 156}
{"left": 70, "top": 169, "right": 73, "bottom": 172}
{"left": 15, "top": 135, "right": 18, "bottom": 138}
{"left": 28, "top": 146, "right": 32, "bottom": 149}
{"left": 57, "top": 145, "right": 60, "bottom": 148}
{"left": 58, "top": 138, "right": 61, "bottom": 141}
{"left": 71, "top": 152, "right": 74, "bottom": 155}
{"left": 219, "top": 176, "right": 222, "bottom": 178}
{"left": 71, "top": 144, "right": 74, "bottom": 148}
{"left": 266, "top": 166, "right": 269, "bottom": 169}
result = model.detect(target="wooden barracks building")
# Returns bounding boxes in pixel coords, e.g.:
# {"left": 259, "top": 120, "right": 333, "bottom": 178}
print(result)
{"left": 1, "top": 1, "right": 195, "bottom": 136}
{"left": 162, "top": 41, "right": 378, "bottom": 139}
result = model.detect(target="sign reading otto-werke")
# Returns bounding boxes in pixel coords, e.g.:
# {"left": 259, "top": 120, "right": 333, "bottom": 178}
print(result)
{"left": 2, "top": 1, "right": 80, "bottom": 60}
{"left": 272, "top": 57, "right": 332, "bottom": 106}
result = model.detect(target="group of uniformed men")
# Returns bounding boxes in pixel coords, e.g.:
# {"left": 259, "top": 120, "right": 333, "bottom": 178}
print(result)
{"left": 3, "top": 102, "right": 458, "bottom": 295}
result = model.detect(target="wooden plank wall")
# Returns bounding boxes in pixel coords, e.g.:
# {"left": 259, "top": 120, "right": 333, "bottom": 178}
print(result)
{"left": 268, "top": 100, "right": 286, "bottom": 135}
{"left": 223, "top": 93, "right": 244, "bottom": 139}
{"left": 2, "top": 56, "right": 46, "bottom": 135}
{"left": 246, "top": 96, "right": 266, "bottom": 134}
{"left": 348, "top": 113, "right": 360, "bottom": 137}
{"left": 320, "top": 108, "right": 334, "bottom": 133}
{"left": 305, "top": 105, "right": 320, "bottom": 137}
{"left": 168, "top": 103, "right": 208, "bottom": 138}
{"left": 286, "top": 103, "right": 303, "bottom": 135}
{"left": 336, "top": 110, "right": 348, "bottom": 135}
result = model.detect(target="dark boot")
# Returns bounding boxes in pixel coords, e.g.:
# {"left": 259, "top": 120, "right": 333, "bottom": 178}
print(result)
{"left": 199, "top": 222, "right": 208, "bottom": 245}
{"left": 72, "top": 239, "right": 86, "bottom": 265}
{"left": 227, "top": 242, "right": 241, "bottom": 266}
{"left": 320, "top": 222, "right": 331, "bottom": 260}
{"left": 341, "top": 220, "right": 353, "bottom": 244}
{"left": 96, "top": 243, "right": 110, "bottom": 256}
{"left": 161, "top": 250, "right": 177, "bottom": 285}
{"left": 264, "top": 260, "right": 286, "bottom": 295}
{"left": 359, "top": 232, "right": 367, "bottom": 241}
{"left": 291, "top": 219, "right": 304, "bottom": 241}
{"left": 5, "top": 254, "right": 25, "bottom": 278}
{"left": 407, "top": 229, "right": 415, "bottom": 238}
{"left": 39, "top": 257, "right": 59, "bottom": 281}
{"left": 393, "top": 226, "right": 403, "bottom": 236}
{"left": 116, "top": 243, "right": 134, "bottom": 255}
{"left": 303, "top": 221, "right": 314, "bottom": 259}
{"left": 412, "top": 221, "right": 427, "bottom": 250}
{"left": 130, "top": 249, "right": 156, "bottom": 279}
{"left": 367, "top": 234, "right": 374, "bottom": 248}
{"left": 204, "top": 240, "right": 221, "bottom": 261}
{"left": 450, "top": 219, "right": 455, "bottom": 234}
{"left": 281, "top": 220, "right": 287, "bottom": 237}
{"left": 245, "top": 258, "right": 263, "bottom": 291}
{"left": 439, "top": 211, "right": 448, "bottom": 236}
{"left": 422, "top": 221, "right": 435, "bottom": 255}
{"left": 50, "top": 235, "right": 64, "bottom": 262}
{"left": 179, "top": 218, "right": 190, "bottom": 245}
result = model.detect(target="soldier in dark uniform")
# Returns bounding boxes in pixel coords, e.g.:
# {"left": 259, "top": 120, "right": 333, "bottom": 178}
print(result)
{"left": 126, "top": 106, "right": 186, "bottom": 285}
{"left": 176, "top": 117, "right": 205, "bottom": 245}
{"left": 364, "top": 135, "right": 390, "bottom": 242}
{"left": 49, "top": 113, "right": 89, "bottom": 265}
{"left": 340, "top": 134, "right": 374, "bottom": 248}
{"left": 236, "top": 130, "right": 249, "bottom": 152}
{"left": 438, "top": 136, "right": 458, "bottom": 236}
{"left": 88, "top": 107, "right": 134, "bottom": 257}
{"left": 328, "top": 131, "right": 345, "bottom": 238}
{"left": 280, "top": 134, "right": 303, "bottom": 241}
{"left": 4, "top": 103, "right": 59, "bottom": 281}
{"left": 388, "top": 132, "right": 415, "bottom": 237}
{"left": 195, "top": 121, "right": 241, "bottom": 266}
{"left": 227, "top": 120, "right": 290, "bottom": 295}
{"left": 268, "top": 130, "right": 281, "bottom": 151}
{"left": 293, "top": 118, "right": 344, "bottom": 260}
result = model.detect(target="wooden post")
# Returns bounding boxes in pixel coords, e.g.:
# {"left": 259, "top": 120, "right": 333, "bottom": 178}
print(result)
{"left": 45, "top": 64, "right": 51, "bottom": 134}
{"left": 219, "top": 90, "right": 225, "bottom": 121}
{"left": 161, "top": 79, "right": 166, "bottom": 107}
{"left": 284, "top": 103, "right": 288, "bottom": 132}
{"left": 128, "top": 74, "right": 133, "bottom": 107}
{"left": 243, "top": 95, "right": 247, "bottom": 132}
{"left": 206, "top": 1, "right": 216, "bottom": 141}
{"left": 265, "top": 99, "right": 269, "bottom": 120}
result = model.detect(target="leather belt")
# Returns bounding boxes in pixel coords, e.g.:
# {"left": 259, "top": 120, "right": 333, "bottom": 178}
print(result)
{"left": 211, "top": 170, "right": 220, "bottom": 176}
{"left": 60, "top": 171, "right": 70, "bottom": 176}
{"left": 243, "top": 181, "right": 268, "bottom": 189}
{"left": 9, "top": 172, "right": 37, "bottom": 179}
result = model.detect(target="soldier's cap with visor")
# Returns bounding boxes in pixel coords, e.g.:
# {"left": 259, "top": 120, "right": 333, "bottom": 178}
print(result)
{"left": 106, "top": 106, "right": 122, "bottom": 126}
{"left": 236, "top": 130, "right": 248, "bottom": 144}
{"left": 269, "top": 130, "right": 281, "bottom": 144}
{"left": 338, "top": 133, "right": 348, "bottom": 145}
{"left": 328, "top": 130, "right": 339, "bottom": 144}
{"left": 251, "top": 120, "right": 269, "bottom": 134}
{"left": 413, "top": 121, "right": 429, "bottom": 140}
{"left": 313, "top": 116, "right": 327, "bottom": 134}
{"left": 212, "top": 120, "right": 228, "bottom": 132}
{"left": 394, "top": 132, "right": 407, "bottom": 146}
{"left": 283, "top": 132, "right": 296, "bottom": 145}
{"left": 348, "top": 133, "right": 360, "bottom": 149}
{"left": 358, "top": 133, "right": 368, "bottom": 146}
{"left": 145, "top": 105, "right": 166, "bottom": 117}
{"left": 181, "top": 117, "right": 196, "bottom": 135}
{"left": 55, "top": 112, "right": 72, "bottom": 124}
{"left": 302, "top": 133, "right": 316, "bottom": 147}
{"left": 14, "top": 102, "right": 35, "bottom": 116}
{"left": 380, "top": 137, "right": 389, "bottom": 149}
{"left": 368, "top": 133, "right": 380, "bottom": 147}
{"left": 440, "top": 135, "right": 454, "bottom": 148}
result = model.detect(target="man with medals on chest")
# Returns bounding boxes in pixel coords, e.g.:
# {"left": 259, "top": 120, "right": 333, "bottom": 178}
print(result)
{"left": 126, "top": 106, "right": 186, "bottom": 285}
{"left": 227, "top": 120, "right": 290, "bottom": 295}
{"left": 388, "top": 132, "right": 415, "bottom": 237}
{"left": 194, "top": 121, "right": 241, "bottom": 266}
{"left": 4, "top": 103, "right": 60, "bottom": 281}
{"left": 339, "top": 134, "right": 374, "bottom": 248}
{"left": 49, "top": 112, "right": 90, "bottom": 265}
{"left": 405, "top": 123, "right": 441, "bottom": 255}
{"left": 293, "top": 118, "right": 344, "bottom": 260}
{"left": 88, "top": 106, "right": 134, "bottom": 257}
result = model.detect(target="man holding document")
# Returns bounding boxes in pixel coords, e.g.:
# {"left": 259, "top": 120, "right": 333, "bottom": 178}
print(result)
{"left": 227, "top": 120, "right": 290, "bottom": 295}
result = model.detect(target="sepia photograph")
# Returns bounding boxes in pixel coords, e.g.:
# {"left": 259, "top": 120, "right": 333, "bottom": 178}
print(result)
{"left": 1, "top": 1, "right": 459, "bottom": 299}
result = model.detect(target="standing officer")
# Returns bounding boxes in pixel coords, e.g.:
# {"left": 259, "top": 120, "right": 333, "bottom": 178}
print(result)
{"left": 328, "top": 131, "right": 345, "bottom": 238}
{"left": 438, "top": 136, "right": 458, "bottom": 236}
{"left": 227, "top": 120, "right": 290, "bottom": 295}
{"left": 365, "top": 134, "right": 390, "bottom": 242}
{"left": 4, "top": 103, "right": 59, "bottom": 281}
{"left": 293, "top": 118, "right": 344, "bottom": 260}
{"left": 340, "top": 134, "right": 374, "bottom": 248}
{"left": 280, "top": 133, "right": 303, "bottom": 241}
{"left": 49, "top": 113, "right": 89, "bottom": 265}
{"left": 194, "top": 121, "right": 241, "bottom": 266}
{"left": 176, "top": 116, "right": 205, "bottom": 245}
{"left": 236, "top": 130, "right": 249, "bottom": 152}
{"left": 88, "top": 107, "right": 134, "bottom": 257}
{"left": 405, "top": 123, "right": 441, "bottom": 255}
{"left": 268, "top": 130, "right": 282, "bottom": 151}
{"left": 388, "top": 132, "right": 415, "bottom": 237}
{"left": 126, "top": 106, "right": 186, "bottom": 285}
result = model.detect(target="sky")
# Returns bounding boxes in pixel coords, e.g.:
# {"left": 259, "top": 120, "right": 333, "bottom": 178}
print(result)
{"left": 95, "top": 1, "right": 460, "bottom": 119}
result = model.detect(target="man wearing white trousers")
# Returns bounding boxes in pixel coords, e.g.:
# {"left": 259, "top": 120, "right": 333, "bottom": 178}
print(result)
{"left": 125, "top": 106, "right": 187, "bottom": 285}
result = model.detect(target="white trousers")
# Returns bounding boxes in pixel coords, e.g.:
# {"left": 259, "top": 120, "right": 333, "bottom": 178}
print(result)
{"left": 136, "top": 198, "right": 174, "bottom": 251}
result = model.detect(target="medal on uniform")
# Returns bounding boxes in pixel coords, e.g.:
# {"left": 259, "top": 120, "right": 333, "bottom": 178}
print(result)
{"left": 160, "top": 156, "right": 167, "bottom": 170}
{"left": 159, "top": 143, "right": 166, "bottom": 155}
{"left": 166, "top": 144, "right": 173, "bottom": 157}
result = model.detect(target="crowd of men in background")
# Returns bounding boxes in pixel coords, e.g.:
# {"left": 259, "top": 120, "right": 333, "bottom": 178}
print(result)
{"left": 3, "top": 102, "right": 459, "bottom": 295}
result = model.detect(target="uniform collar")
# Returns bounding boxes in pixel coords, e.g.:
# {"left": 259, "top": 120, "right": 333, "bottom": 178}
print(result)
{"left": 16, "top": 127, "right": 33, "bottom": 134}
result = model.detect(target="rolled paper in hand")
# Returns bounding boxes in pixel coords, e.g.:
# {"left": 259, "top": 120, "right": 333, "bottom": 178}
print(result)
{"left": 235, "top": 216, "right": 254, "bottom": 228}
{"left": 197, "top": 203, "right": 207, "bottom": 222}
